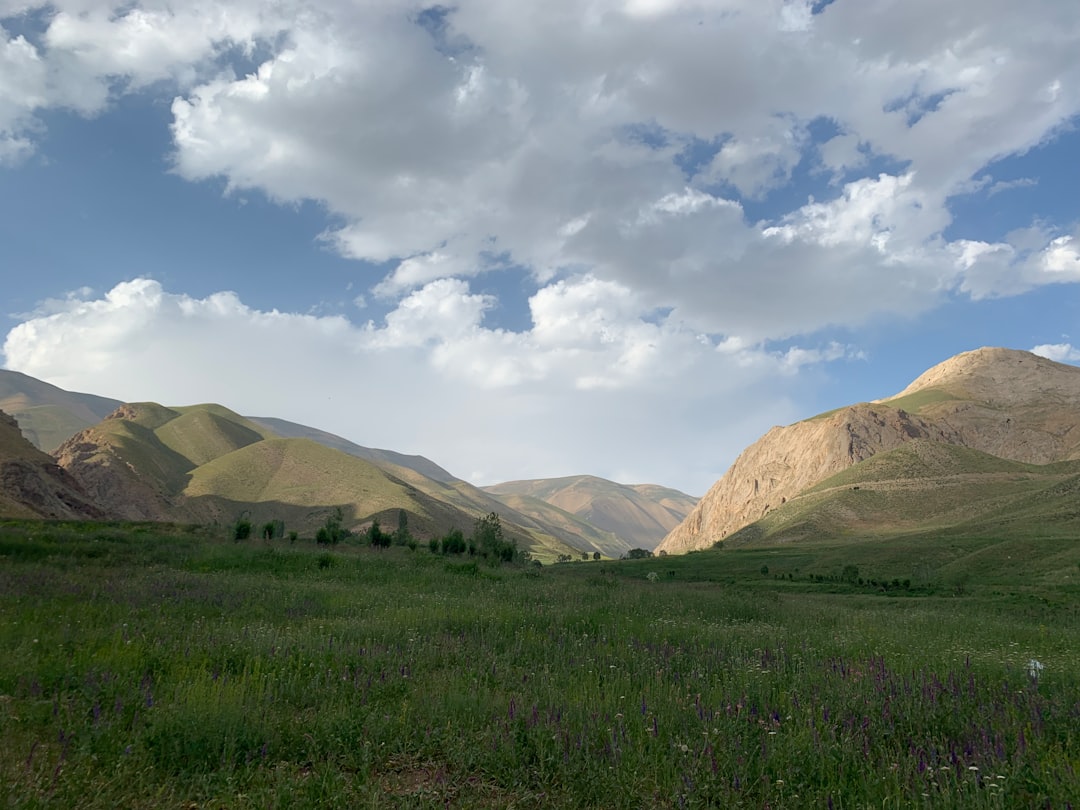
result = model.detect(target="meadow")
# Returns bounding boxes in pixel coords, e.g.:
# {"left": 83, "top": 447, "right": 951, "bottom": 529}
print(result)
{"left": 1, "top": 521, "right": 1078, "bottom": 808}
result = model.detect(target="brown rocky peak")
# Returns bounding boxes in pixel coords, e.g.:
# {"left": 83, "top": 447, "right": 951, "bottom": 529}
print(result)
{"left": 656, "top": 347, "right": 1080, "bottom": 555}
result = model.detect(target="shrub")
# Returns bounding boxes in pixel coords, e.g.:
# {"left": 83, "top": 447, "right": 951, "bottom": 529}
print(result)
{"left": 233, "top": 518, "right": 252, "bottom": 541}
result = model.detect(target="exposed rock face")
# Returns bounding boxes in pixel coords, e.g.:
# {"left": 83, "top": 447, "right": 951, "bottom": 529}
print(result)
{"left": 52, "top": 429, "right": 182, "bottom": 522}
{"left": 657, "top": 348, "right": 1080, "bottom": 554}
{"left": 0, "top": 410, "right": 106, "bottom": 520}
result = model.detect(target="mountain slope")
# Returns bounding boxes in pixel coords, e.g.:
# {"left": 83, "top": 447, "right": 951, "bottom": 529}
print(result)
{"left": 484, "top": 475, "right": 697, "bottom": 551}
{"left": 247, "top": 416, "right": 625, "bottom": 557}
{"left": 53, "top": 403, "right": 586, "bottom": 558}
{"left": 0, "top": 369, "right": 122, "bottom": 452}
{"left": 724, "top": 441, "right": 1080, "bottom": 546}
{"left": 0, "top": 409, "right": 106, "bottom": 520}
{"left": 658, "top": 348, "right": 1080, "bottom": 554}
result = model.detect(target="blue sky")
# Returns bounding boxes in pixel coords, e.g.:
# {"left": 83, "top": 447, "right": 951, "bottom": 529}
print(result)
{"left": 2, "top": 0, "right": 1079, "bottom": 495}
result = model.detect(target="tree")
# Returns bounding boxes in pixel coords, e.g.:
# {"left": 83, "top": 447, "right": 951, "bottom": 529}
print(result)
{"left": 841, "top": 564, "right": 860, "bottom": 584}
{"left": 441, "top": 527, "right": 466, "bottom": 554}
{"left": 472, "top": 512, "right": 516, "bottom": 564}
{"left": 393, "top": 510, "right": 411, "bottom": 546}
{"left": 593, "top": 551, "right": 601, "bottom": 561}
{"left": 233, "top": 517, "right": 252, "bottom": 541}
{"left": 581, "top": 552, "right": 590, "bottom": 561}
{"left": 317, "top": 508, "right": 348, "bottom": 545}
{"left": 367, "top": 518, "right": 391, "bottom": 548}
{"left": 625, "top": 548, "right": 653, "bottom": 560}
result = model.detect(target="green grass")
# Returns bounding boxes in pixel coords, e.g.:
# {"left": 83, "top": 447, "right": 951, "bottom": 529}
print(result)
{"left": 1, "top": 520, "right": 1078, "bottom": 807}
{"left": 877, "top": 386, "right": 959, "bottom": 414}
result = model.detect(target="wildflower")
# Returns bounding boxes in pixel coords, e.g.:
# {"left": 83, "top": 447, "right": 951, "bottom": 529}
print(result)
{"left": 1027, "top": 659, "right": 1044, "bottom": 681}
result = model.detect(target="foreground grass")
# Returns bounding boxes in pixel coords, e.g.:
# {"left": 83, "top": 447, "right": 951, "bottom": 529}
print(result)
{"left": 1, "top": 522, "right": 1078, "bottom": 808}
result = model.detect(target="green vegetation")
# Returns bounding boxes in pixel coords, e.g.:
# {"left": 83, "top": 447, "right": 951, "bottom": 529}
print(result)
{"left": 728, "top": 441, "right": 1080, "bottom": 547}
{"left": 1, "top": 519, "right": 1077, "bottom": 807}
{"left": 878, "top": 386, "right": 959, "bottom": 414}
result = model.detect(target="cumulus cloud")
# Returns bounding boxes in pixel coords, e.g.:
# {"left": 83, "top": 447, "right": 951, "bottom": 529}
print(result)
{"left": 4, "top": 0, "right": 1080, "bottom": 489}
{"left": 2, "top": 278, "right": 856, "bottom": 493}
{"left": 4, "top": 0, "right": 1080, "bottom": 330}
{"left": 1031, "top": 343, "right": 1080, "bottom": 364}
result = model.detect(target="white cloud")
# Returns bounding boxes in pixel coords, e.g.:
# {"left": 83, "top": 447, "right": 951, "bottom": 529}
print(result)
{"left": 1, "top": 278, "right": 853, "bottom": 494}
{"left": 3, "top": 0, "right": 1079, "bottom": 332}
{"left": 4, "top": 0, "right": 1080, "bottom": 491}
{"left": 1031, "top": 343, "right": 1080, "bottom": 364}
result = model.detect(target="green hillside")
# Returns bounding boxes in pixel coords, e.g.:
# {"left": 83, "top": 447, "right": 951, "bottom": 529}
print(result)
{"left": 726, "top": 440, "right": 1080, "bottom": 547}
{"left": 486, "top": 491, "right": 630, "bottom": 558}
{"left": 156, "top": 407, "right": 268, "bottom": 467}
{"left": 246, "top": 417, "right": 592, "bottom": 558}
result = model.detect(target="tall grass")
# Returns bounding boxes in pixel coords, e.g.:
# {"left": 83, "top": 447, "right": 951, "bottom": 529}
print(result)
{"left": 1, "top": 521, "right": 1077, "bottom": 807}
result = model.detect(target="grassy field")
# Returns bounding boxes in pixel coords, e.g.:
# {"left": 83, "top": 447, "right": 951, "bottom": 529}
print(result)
{"left": 1, "top": 521, "right": 1078, "bottom": 808}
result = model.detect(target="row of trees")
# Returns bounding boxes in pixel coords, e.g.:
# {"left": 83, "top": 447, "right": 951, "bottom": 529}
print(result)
{"left": 428, "top": 512, "right": 523, "bottom": 564}
{"left": 233, "top": 509, "right": 525, "bottom": 565}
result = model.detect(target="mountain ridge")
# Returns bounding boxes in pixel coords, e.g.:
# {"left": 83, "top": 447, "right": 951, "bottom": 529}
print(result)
{"left": 657, "top": 347, "right": 1080, "bottom": 554}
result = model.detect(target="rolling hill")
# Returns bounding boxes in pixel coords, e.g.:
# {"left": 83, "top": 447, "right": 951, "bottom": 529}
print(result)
{"left": 1, "top": 371, "right": 694, "bottom": 557}
{"left": 483, "top": 475, "right": 697, "bottom": 551}
{"left": 658, "top": 347, "right": 1080, "bottom": 554}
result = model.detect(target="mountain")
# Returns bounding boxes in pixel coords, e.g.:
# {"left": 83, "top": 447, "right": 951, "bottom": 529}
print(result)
{"left": 51, "top": 402, "right": 597, "bottom": 559}
{"left": 247, "top": 417, "right": 658, "bottom": 558}
{"left": 1, "top": 370, "right": 689, "bottom": 558}
{"left": 657, "top": 348, "right": 1080, "bottom": 554}
{"left": 0, "top": 369, "right": 122, "bottom": 453}
{"left": 52, "top": 402, "right": 472, "bottom": 535}
{"left": 726, "top": 441, "right": 1080, "bottom": 547}
{"left": 483, "top": 475, "right": 697, "bottom": 552}
{"left": 0, "top": 409, "right": 106, "bottom": 520}
{"left": 248, "top": 416, "right": 459, "bottom": 483}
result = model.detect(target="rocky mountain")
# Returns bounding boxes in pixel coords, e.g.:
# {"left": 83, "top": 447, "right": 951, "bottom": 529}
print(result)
{"left": 483, "top": 475, "right": 697, "bottom": 551}
{"left": 0, "top": 409, "right": 106, "bottom": 520}
{"left": 657, "top": 348, "right": 1080, "bottom": 554}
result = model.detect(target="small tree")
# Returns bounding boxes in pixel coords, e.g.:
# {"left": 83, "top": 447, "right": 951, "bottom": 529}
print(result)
{"left": 441, "top": 527, "right": 466, "bottom": 555}
{"left": 367, "top": 518, "right": 391, "bottom": 548}
{"left": 626, "top": 548, "right": 653, "bottom": 560}
{"left": 262, "top": 521, "right": 276, "bottom": 541}
{"left": 593, "top": 551, "right": 601, "bottom": 561}
{"left": 841, "top": 564, "right": 859, "bottom": 584}
{"left": 233, "top": 517, "right": 252, "bottom": 541}
{"left": 393, "top": 509, "right": 411, "bottom": 546}
{"left": 316, "top": 508, "right": 348, "bottom": 545}
{"left": 472, "top": 512, "right": 516, "bottom": 564}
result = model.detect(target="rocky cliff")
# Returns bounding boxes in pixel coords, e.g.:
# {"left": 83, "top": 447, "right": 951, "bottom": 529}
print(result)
{"left": 0, "top": 410, "right": 107, "bottom": 520}
{"left": 656, "top": 348, "right": 1080, "bottom": 554}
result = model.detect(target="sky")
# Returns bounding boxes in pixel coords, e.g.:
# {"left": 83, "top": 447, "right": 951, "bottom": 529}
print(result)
{"left": 1, "top": 0, "right": 1079, "bottom": 496}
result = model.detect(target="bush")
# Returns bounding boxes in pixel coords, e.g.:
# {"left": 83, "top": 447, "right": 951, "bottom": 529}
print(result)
{"left": 233, "top": 518, "right": 252, "bottom": 541}
{"left": 316, "top": 509, "right": 349, "bottom": 545}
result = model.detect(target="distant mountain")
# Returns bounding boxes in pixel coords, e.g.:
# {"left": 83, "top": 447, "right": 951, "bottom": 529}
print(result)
{"left": 0, "top": 369, "right": 122, "bottom": 453}
{"left": 48, "top": 402, "right": 602, "bottom": 559}
{"left": 0, "top": 409, "right": 106, "bottom": 520}
{"left": 0, "top": 370, "right": 691, "bottom": 558}
{"left": 52, "top": 402, "right": 479, "bottom": 537}
{"left": 247, "top": 416, "right": 459, "bottom": 483}
{"left": 658, "top": 348, "right": 1080, "bottom": 554}
{"left": 484, "top": 475, "right": 697, "bottom": 552}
